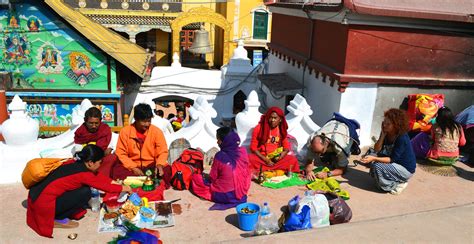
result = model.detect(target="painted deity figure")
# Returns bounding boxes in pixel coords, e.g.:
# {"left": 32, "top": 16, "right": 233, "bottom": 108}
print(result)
{"left": 29, "top": 20, "right": 39, "bottom": 31}
{"left": 4, "top": 34, "right": 30, "bottom": 64}
{"left": 41, "top": 47, "right": 58, "bottom": 68}
{"left": 9, "top": 15, "right": 19, "bottom": 28}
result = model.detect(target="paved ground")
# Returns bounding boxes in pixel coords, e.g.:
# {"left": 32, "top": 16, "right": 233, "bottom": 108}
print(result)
{"left": 0, "top": 160, "right": 473, "bottom": 243}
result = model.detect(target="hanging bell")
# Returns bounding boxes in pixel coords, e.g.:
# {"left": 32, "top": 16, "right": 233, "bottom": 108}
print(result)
{"left": 188, "top": 27, "right": 213, "bottom": 54}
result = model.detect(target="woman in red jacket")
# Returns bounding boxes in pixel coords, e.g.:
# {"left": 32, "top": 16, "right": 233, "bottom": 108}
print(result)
{"left": 26, "top": 145, "right": 132, "bottom": 238}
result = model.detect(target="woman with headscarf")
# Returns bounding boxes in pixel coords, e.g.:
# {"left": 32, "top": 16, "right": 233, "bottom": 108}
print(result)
{"left": 249, "top": 107, "right": 300, "bottom": 174}
{"left": 191, "top": 127, "right": 251, "bottom": 210}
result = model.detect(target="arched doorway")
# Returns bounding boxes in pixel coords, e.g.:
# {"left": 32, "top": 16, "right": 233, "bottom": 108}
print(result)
{"left": 153, "top": 95, "right": 194, "bottom": 131}
{"left": 171, "top": 7, "right": 232, "bottom": 67}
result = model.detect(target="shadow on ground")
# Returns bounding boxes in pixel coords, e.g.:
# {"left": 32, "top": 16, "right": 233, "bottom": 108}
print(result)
{"left": 453, "top": 165, "right": 474, "bottom": 181}
{"left": 225, "top": 213, "right": 239, "bottom": 228}
{"left": 341, "top": 167, "right": 384, "bottom": 193}
{"left": 226, "top": 214, "right": 255, "bottom": 238}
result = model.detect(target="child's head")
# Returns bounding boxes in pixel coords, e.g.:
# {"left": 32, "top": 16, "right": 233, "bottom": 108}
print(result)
{"left": 436, "top": 106, "right": 459, "bottom": 136}
{"left": 177, "top": 110, "right": 185, "bottom": 119}
{"left": 437, "top": 106, "right": 455, "bottom": 123}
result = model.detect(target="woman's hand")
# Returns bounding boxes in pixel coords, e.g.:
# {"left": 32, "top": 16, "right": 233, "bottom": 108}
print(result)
{"left": 264, "top": 158, "right": 274, "bottom": 166}
{"left": 131, "top": 167, "right": 144, "bottom": 176}
{"left": 361, "top": 155, "right": 376, "bottom": 164}
{"left": 275, "top": 150, "right": 288, "bottom": 163}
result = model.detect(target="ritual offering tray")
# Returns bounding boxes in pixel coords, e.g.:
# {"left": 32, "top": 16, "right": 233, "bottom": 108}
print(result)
{"left": 123, "top": 176, "right": 147, "bottom": 188}
{"left": 98, "top": 199, "right": 175, "bottom": 233}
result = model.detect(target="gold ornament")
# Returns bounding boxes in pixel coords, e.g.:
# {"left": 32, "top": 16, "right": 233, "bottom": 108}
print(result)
{"left": 121, "top": 1, "right": 129, "bottom": 10}
{"left": 100, "top": 0, "right": 108, "bottom": 9}
{"left": 78, "top": 0, "right": 86, "bottom": 8}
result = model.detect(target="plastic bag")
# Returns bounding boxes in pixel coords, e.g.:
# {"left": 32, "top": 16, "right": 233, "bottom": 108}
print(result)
{"left": 296, "top": 191, "right": 330, "bottom": 228}
{"left": 254, "top": 212, "right": 279, "bottom": 235}
{"left": 324, "top": 192, "right": 352, "bottom": 225}
{"left": 283, "top": 205, "right": 312, "bottom": 232}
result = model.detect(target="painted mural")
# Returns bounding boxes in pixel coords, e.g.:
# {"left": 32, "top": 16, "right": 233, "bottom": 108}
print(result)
{"left": 0, "top": 4, "right": 111, "bottom": 91}
{"left": 27, "top": 102, "right": 115, "bottom": 137}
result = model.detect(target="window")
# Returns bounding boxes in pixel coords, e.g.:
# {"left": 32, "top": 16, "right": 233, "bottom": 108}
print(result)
{"left": 253, "top": 11, "right": 268, "bottom": 40}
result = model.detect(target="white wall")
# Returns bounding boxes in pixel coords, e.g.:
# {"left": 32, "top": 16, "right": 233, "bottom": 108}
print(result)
{"left": 339, "top": 83, "right": 378, "bottom": 147}
{"left": 267, "top": 53, "right": 342, "bottom": 126}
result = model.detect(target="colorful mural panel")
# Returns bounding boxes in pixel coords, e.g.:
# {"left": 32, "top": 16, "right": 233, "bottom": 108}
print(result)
{"left": 0, "top": 4, "right": 111, "bottom": 91}
{"left": 27, "top": 102, "right": 116, "bottom": 137}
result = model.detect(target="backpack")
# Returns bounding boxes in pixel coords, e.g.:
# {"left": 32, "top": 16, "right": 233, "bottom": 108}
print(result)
{"left": 21, "top": 158, "right": 67, "bottom": 189}
{"left": 170, "top": 148, "right": 204, "bottom": 190}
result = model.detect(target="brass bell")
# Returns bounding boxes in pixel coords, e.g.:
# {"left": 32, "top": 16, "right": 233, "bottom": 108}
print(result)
{"left": 188, "top": 27, "right": 213, "bottom": 54}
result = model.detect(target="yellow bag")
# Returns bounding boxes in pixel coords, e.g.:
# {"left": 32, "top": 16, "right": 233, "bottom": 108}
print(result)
{"left": 21, "top": 158, "right": 66, "bottom": 189}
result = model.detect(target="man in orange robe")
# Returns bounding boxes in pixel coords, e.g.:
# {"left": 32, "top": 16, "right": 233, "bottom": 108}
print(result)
{"left": 111, "top": 104, "right": 170, "bottom": 183}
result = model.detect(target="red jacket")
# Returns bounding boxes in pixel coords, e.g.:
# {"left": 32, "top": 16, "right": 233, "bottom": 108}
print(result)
{"left": 27, "top": 166, "right": 122, "bottom": 238}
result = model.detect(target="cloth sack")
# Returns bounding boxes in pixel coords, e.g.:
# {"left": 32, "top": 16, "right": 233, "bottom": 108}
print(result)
{"left": 21, "top": 158, "right": 68, "bottom": 189}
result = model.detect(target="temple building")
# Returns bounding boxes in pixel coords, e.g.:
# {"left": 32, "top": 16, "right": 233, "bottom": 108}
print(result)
{"left": 0, "top": 0, "right": 272, "bottom": 132}
{"left": 263, "top": 0, "right": 474, "bottom": 146}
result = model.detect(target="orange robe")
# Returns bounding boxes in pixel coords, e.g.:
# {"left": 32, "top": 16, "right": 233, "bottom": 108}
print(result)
{"left": 112, "top": 124, "right": 168, "bottom": 179}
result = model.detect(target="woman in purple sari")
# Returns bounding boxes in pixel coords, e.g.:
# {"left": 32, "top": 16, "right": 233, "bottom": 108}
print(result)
{"left": 191, "top": 127, "right": 251, "bottom": 210}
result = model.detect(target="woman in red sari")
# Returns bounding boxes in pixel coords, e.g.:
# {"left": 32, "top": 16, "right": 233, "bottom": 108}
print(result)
{"left": 249, "top": 107, "right": 300, "bottom": 174}
{"left": 26, "top": 145, "right": 132, "bottom": 238}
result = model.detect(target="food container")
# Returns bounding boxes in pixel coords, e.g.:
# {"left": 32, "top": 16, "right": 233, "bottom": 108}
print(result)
{"left": 103, "top": 212, "right": 119, "bottom": 226}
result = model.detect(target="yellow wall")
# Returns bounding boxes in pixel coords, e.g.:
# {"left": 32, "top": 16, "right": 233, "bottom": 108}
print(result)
{"left": 156, "top": 30, "right": 170, "bottom": 66}
{"left": 236, "top": 1, "right": 271, "bottom": 43}
{"left": 175, "top": 1, "right": 270, "bottom": 67}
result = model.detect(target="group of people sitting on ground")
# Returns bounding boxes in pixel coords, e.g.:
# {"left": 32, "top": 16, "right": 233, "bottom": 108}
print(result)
{"left": 26, "top": 102, "right": 469, "bottom": 237}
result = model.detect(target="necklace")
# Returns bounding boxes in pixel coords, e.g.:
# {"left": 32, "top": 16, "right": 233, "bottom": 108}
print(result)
{"left": 269, "top": 127, "right": 279, "bottom": 144}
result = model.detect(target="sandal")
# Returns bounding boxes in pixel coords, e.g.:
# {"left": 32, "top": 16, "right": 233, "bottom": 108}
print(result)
{"left": 54, "top": 219, "right": 79, "bottom": 229}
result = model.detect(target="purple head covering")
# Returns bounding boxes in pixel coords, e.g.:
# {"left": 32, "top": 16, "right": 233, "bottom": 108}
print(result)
{"left": 215, "top": 130, "right": 241, "bottom": 168}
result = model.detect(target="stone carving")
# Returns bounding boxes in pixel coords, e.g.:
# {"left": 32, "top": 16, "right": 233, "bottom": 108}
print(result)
{"left": 168, "top": 96, "right": 219, "bottom": 152}
{"left": 235, "top": 90, "right": 262, "bottom": 146}
{"left": 71, "top": 99, "right": 93, "bottom": 126}
{"left": 171, "top": 52, "right": 181, "bottom": 68}
{"left": 0, "top": 95, "right": 39, "bottom": 145}
{"left": 286, "top": 94, "right": 320, "bottom": 153}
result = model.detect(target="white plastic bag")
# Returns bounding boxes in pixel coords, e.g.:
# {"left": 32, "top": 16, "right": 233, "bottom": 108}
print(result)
{"left": 296, "top": 192, "right": 330, "bottom": 228}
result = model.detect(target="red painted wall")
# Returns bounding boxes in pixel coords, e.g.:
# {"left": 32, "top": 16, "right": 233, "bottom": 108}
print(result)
{"left": 345, "top": 26, "right": 474, "bottom": 79}
{"left": 313, "top": 20, "right": 348, "bottom": 73}
{"left": 271, "top": 13, "right": 312, "bottom": 57}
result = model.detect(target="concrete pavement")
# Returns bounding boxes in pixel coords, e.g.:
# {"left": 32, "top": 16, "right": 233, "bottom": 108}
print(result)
{"left": 226, "top": 203, "right": 474, "bottom": 243}
{"left": 0, "top": 160, "right": 473, "bottom": 243}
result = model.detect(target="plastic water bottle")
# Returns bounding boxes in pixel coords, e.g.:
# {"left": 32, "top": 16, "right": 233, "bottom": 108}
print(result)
{"left": 255, "top": 202, "right": 279, "bottom": 235}
{"left": 90, "top": 188, "right": 100, "bottom": 213}
{"left": 261, "top": 202, "right": 270, "bottom": 216}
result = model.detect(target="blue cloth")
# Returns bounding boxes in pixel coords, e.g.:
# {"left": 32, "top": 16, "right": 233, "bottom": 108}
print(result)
{"left": 330, "top": 112, "right": 360, "bottom": 146}
{"left": 388, "top": 134, "right": 417, "bottom": 174}
{"left": 455, "top": 105, "right": 474, "bottom": 127}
